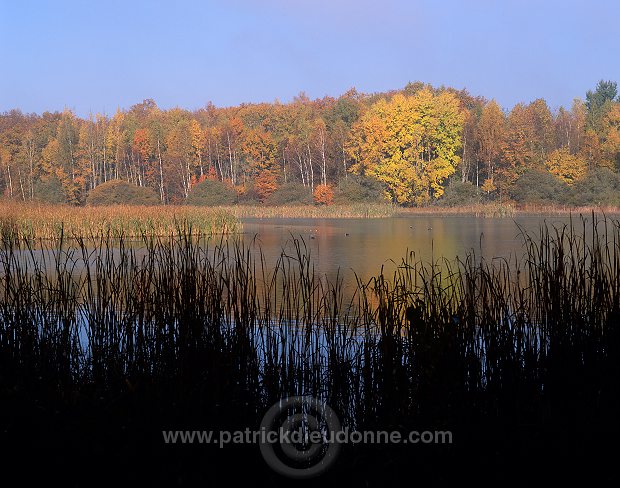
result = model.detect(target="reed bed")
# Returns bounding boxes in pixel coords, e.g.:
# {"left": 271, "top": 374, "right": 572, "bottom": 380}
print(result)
{"left": 1, "top": 215, "right": 619, "bottom": 483}
{"left": 402, "top": 202, "right": 620, "bottom": 217}
{"left": 220, "top": 203, "right": 396, "bottom": 219}
{"left": 0, "top": 203, "right": 241, "bottom": 239}
{"left": 399, "top": 202, "right": 517, "bottom": 217}
{"left": 517, "top": 203, "right": 620, "bottom": 214}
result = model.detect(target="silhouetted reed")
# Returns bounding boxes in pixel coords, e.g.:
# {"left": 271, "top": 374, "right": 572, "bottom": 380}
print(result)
{"left": 1, "top": 214, "right": 619, "bottom": 482}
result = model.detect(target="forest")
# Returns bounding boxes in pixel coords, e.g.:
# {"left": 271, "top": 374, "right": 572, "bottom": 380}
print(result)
{"left": 1, "top": 80, "right": 619, "bottom": 207}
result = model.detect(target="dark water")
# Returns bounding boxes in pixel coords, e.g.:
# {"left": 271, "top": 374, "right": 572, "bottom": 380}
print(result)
{"left": 239, "top": 214, "right": 577, "bottom": 284}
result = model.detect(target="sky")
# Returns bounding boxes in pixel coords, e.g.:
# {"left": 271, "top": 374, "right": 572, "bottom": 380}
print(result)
{"left": 1, "top": 0, "right": 619, "bottom": 116}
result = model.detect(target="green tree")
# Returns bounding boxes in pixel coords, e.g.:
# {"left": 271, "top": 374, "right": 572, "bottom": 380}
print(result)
{"left": 586, "top": 80, "right": 618, "bottom": 132}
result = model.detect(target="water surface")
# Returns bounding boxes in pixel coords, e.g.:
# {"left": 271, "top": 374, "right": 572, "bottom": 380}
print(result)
{"left": 240, "top": 214, "right": 579, "bottom": 284}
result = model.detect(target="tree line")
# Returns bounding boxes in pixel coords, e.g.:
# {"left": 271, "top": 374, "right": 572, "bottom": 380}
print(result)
{"left": 1, "top": 80, "right": 619, "bottom": 206}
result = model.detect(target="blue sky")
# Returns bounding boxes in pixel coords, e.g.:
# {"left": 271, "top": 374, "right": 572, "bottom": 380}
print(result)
{"left": 1, "top": 0, "right": 618, "bottom": 116}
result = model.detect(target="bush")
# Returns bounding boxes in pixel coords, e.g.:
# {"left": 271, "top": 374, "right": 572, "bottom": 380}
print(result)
{"left": 236, "top": 183, "right": 261, "bottom": 206}
{"left": 33, "top": 177, "right": 67, "bottom": 204}
{"left": 265, "top": 182, "right": 312, "bottom": 205}
{"left": 186, "top": 179, "right": 237, "bottom": 206}
{"left": 438, "top": 180, "right": 481, "bottom": 206}
{"left": 87, "top": 180, "right": 160, "bottom": 206}
{"left": 334, "top": 175, "right": 384, "bottom": 204}
{"left": 571, "top": 168, "right": 620, "bottom": 206}
{"left": 313, "top": 184, "right": 335, "bottom": 205}
{"left": 509, "top": 170, "right": 569, "bottom": 205}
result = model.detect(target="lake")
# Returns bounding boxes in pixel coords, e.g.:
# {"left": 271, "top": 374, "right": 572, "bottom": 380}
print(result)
{"left": 239, "top": 214, "right": 581, "bottom": 285}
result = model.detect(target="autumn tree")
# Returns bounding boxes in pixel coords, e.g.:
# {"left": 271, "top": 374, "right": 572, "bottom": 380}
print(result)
{"left": 348, "top": 89, "right": 465, "bottom": 205}
{"left": 2, "top": 82, "right": 619, "bottom": 208}
{"left": 499, "top": 103, "right": 538, "bottom": 194}
{"left": 599, "top": 103, "right": 620, "bottom": 170}
{"left": 545, "top": 148, "right": 587, "bottom": 184}
{"left": 41, "top": 110, "right": 84, "bottom": 204}
{"left": 189, "top": 119, "right": 206, "bottom": 177}
{"left": 165, "top": 126, "right": 193, "bottom": 200}
{"left": 241, "top": 128, "right": 279, "bottom": 201}
{"left": 313, "top": 184, "right": 334, "bottom": 205}
{"left": 555, "top": 99, "right": 586, "bottom": 154}
{"left": 476, "top": 100, "right": 505, "bottom": 187}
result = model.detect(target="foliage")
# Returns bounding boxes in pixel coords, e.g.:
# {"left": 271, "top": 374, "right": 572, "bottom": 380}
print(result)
{"left": 86, "top": 179, "right": 160, "bottom": 206}
{"left": 438, "top": 180, "right": 481, "bottom": 206}
{"left": 545, "top": 148, "right": 587, "bottom": 184}
{"left": 312, "top": 184, "right": 334, "bottom": 205}
{"left": 477, "top": 100, "right": 505, "bottom": 182}
{"left": 571, "top": 168, "right": 620, "bottom": 206}
{"left": 347, "top": 89, "right": 465, "bottom": 205}
{"left": 2, "top": 82, "right": 620, "bottom": 209}
{"left": 265, "top": 182, "right": 312, "bottom": 205}
{"left": 586, "top": 80, "right": 618, "bottom": 132}
{"left": 334, "top": 174, "right": 385, "bottom": 204}
{"left": 600, "top": 104, "right": 620, "bottom": 170}
{"left": 32, "top": 176, "right": 67, "bottom": 204}
{"left": 253, "top": 171, "right": 279, "bottom": 202}
{"left": 481, "top": 178, "right": 496, "bottom": 195}
{"left": 509, "top": 169, "right": 569, "bottom": 205}
{"left": 186, "top": 178, "right": 237, "bottom": 206}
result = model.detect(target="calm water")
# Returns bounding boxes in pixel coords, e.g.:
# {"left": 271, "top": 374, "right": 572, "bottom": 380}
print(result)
{"left": 239, "top": 214, "right": 581, "bottom": 284}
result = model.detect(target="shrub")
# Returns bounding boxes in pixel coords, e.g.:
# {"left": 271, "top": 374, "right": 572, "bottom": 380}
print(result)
{"left": 313, "top": 184, "right": 335, "bottom": 205}
{"left": 254, "top": 171, "right": 279, "bottom": 202}
{"left": 87, "top": 180, "right": 160, "bottom": 206}
{"left": 334, "top": 175, "right": 384, "bottom": 204}
{"left": 509, "top": 169, "right": 569, "bottom": 205}
{"left": 33, "top": 176, "right": 67, "bottom": 204}
{"left": 265, "top": 182, "right": 312, "bottom": 205}
{"left": 438, "top": 180, "right": 481, "bottom": 206}
{"left": 571, "top": 168, "right": 620, "bottom": 206}
{"left": 236, "top": 183, "right": 261, "bottom": 206}
{"left": 186, "top": 179, "right": 237, "bottom": 206}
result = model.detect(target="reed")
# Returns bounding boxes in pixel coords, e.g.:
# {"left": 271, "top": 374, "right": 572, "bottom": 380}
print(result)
{"left": 1, "top": 214, "right": 618, "bottom": 482}
{"left": 219, "top": 203, "right": 396, "bottom": 219}
{"left": 398, "top": 202, "right": 517, "bottom": 217}
{"left": 0, "top": 202, "right": 241, "bottom": 239}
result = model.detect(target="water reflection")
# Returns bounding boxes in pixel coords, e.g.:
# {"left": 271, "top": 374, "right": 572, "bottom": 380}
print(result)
{"left": 240, "top": 214, "right": 577, "bottom": 284}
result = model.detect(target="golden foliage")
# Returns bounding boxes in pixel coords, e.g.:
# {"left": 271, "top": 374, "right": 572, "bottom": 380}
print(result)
{"left": 347, "top": 89, "right": 465, "bottom": 205}
{"left": 545, "top": 148, "right": 587, "bottom": 184}
{"left": 481, "top": 178, "right": 497, "bottom": 194}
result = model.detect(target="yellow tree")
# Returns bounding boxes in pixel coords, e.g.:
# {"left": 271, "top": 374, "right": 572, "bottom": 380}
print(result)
{"left": 347, "top": 89, "right": 464, "bottom": 205}
{"left": 545, "top": 148, "right": 587, "bottom": 184}
{"left": 600, "top": 103, "right": 620, "bottom": 170}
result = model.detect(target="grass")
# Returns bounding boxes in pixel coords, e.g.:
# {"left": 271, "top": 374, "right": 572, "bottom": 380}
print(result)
{"left": 0, "top": 202, "right": 241, "bottom": 239}
{"left": 1, "top": 213, "right": 619, "bottom": 484}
